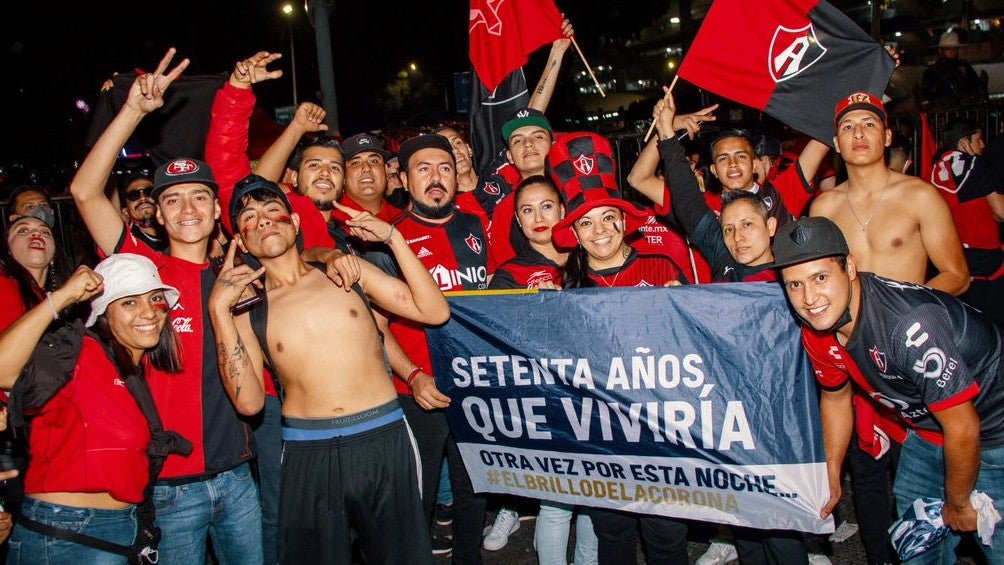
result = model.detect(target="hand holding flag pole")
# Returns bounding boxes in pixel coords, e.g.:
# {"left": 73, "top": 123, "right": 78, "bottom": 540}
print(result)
{"left": 643, "top": 75, "right": 679, "bottom": 142}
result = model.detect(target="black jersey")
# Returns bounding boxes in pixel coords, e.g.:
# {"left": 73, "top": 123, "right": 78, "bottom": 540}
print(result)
{"left": 843, "top": 272, "right": 1004, "bottom": 445}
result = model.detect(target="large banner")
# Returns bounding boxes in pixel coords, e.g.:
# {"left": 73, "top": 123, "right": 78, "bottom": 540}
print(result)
{"left": 427, "top": 284, "right": 834, "bottom": 534}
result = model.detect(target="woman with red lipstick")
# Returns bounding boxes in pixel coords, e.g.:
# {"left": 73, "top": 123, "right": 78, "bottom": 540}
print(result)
{"left": 0, "top": 207, "right": 70, "bottom": 332}
{"left": 488, "top": 176, "right": 568, "bottom": 290}
{"left": 0, "top": 253, "right": 187, "bottom": 563}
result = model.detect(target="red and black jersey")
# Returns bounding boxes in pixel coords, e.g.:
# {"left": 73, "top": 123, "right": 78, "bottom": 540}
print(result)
{"left": 455, "top": 190, "right": 491, "bottom": 236}
{"left": 488, "top": 248, "right": 562, "bottom": 289}
{"left": 931, "top": 149, "right": 1002, "bottom": 276}
{"left": 805, "top": 272, "right": 1004, "bottom": 446}
{"left": 114, "top": 230, "right": 254, "bottom": 480}
{"left": 587, "top": 250, "right": 685, "bottom": 288}
{"left": 389, "top": 209, "right": 492, "bottom": 394}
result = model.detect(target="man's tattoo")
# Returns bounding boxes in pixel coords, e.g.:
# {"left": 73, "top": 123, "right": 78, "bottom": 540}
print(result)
{"left": 217, "top": 337, "right": 252, "bottom": 399}
{"left": 536, "top": 60, "right": 558, "bottom": 95}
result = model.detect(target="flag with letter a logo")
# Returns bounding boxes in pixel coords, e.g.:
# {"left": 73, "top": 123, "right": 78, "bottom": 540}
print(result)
{"left": 678, "top": 0, "right": 894, "bottom": 143}
{"left": 469, "top": 0, "right": 564, "bottom": 92}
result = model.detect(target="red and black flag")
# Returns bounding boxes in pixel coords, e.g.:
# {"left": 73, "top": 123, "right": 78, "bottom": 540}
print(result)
{"left": 469, "top": 0, "right": 563, "bottom": 92}
{"left": 678, "top": 0, "right": 895, "bottom": 143}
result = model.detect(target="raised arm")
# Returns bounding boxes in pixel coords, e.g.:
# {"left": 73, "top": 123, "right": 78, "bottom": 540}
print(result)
{"left": 528, "top": 18, "right": 573, "bottom": 111}
{"left": 0, "top": 266, "right": 103, "bottom": 388}
{"left": 205, "top": 51, "right": 283, "bottom": 233}
{"left": 256, "top": 102, "right": 328, "bottom": 182}
{"left": 627, "top": 138, "right": 668, "bottom": 208}
{"left": 70, "top": 49, "right": 189, "bottom": 254}
{"left": 333, "top": 202, "right": 449, "bottom": 325}
{"left": 207, "top": 241, "right": 267, "bottom": 415}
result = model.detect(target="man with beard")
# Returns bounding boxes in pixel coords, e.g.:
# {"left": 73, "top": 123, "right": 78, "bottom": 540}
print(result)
{"left": 383, "top": 133, "right": 491, "bottom": 563}
{"left": 210, "top": 174, "right": 448, "bottom": 564}
{"left": 119, "top": 173, "right": 167, "bottom": 251}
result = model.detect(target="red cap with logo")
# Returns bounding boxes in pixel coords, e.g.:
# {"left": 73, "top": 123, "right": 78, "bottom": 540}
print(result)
{"left": 833, "top": 92, "right": 887, "bottom": 128}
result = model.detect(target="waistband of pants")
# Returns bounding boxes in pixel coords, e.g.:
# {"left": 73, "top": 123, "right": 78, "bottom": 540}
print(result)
{"left": 282, "top": 399, "right": 403, "bottom": 441}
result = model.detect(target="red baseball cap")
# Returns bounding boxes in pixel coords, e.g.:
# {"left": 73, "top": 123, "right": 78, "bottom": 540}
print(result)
{"left": 834, "top": 92, "right": 887, "bottom": 128}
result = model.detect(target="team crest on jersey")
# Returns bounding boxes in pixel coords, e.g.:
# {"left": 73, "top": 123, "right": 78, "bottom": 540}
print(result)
{"left": 869, "top": 346, "right": 887, "bottom": 373}
{"left": 573, "top": 155, "right": 595, "bottom": 175}
{"left": 465, "top": 233, "right": 483, "bottom": 254}
{"left": 768, "top": 24, "right": 827, "bottom": 83}
{"left": 762, "top": 196, "right": 773, "bottom": 209}
{"left": 482, "top": 181, "right": 501, "bottom": 195}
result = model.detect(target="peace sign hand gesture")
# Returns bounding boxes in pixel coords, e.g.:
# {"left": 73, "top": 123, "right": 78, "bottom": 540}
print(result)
{"left": 126, "top": 48, "right": 190, "bottom": 115}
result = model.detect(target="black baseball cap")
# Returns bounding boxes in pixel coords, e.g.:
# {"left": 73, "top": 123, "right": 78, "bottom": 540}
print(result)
{"left": 152, "top": 158, "right": 218, "bottom": 200}
{"left": 772, "top": 217, "right": 850, "bottom": 268}
{"left": 342, "top": 133, "right": 392, "bottom": 161}
{"left": 228, "top": 174, "right": 293, "bottom": 228}
{"left": 397, "top": 134, "right": 454, "bottom": 172}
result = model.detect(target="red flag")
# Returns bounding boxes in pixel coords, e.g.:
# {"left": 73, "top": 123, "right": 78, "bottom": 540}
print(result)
{"left": 919, "top": 112, "right": 937, "bottom": 181}
{"left": 678, "top": 0, "right": 894, "bottom": 144}
{"left": 469, "top": 0, "right": 563, "bottom": 92}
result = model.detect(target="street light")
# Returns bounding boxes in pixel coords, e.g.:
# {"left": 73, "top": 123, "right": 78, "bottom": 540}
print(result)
{"left": 282, "top": 3, "right": 298, "bottom": 106}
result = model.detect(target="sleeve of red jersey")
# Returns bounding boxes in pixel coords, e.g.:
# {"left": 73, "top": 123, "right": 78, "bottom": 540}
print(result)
{"left": 801, "top": 327, "right": 851, "bottom": 391}
{"left": 204, "top": 82, "right": 256, "bottom": 234}
{"left": 773, "top": 162, "right": 815, "bottom": 218}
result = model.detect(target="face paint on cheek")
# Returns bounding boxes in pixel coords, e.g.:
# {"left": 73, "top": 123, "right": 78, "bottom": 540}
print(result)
{"left": 614, "top": 220, "right": 625, "bottom": 233}
{"left": 152, "top": 303, "right": 169, "bottom": 313}
{"left": 275, "top": 214, "right": 293, "bottom": 225}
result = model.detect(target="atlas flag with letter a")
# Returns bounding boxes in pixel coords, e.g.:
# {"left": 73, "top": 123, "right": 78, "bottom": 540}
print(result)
{"left": 678, "top": 0, "right": 895, "bottom": 143}
{"left": 469, "top": 0, "right": 564, "bottom": 92}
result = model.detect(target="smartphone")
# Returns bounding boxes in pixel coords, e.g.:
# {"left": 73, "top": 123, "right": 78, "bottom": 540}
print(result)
{"left": 210, "top": 252, "right": 265, "bottom": 315}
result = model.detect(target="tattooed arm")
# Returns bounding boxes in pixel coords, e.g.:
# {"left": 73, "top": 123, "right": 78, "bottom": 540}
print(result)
{"left": 529, "top": 17, "right": 573, "bottom": 111}
{"left": 208, "top": 242, "right": 267, "bottom": 415}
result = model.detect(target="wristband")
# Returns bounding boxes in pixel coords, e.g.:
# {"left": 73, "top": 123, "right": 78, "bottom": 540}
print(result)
{"left": 382, "top": 225, "right": 395, "bottom": 245}
{"left": 45, "top": 292, "right": 59, "bottom": 320}
{"left": 406, "top": 367, "right": 423, "bottom": 386}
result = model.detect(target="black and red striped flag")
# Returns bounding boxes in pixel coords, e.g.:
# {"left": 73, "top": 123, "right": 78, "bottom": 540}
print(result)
{"left": 469, "top": 0, "right": 563, "bottom": 92}
{"left": 678, "top": 0, "right": 895, "bottom": 143}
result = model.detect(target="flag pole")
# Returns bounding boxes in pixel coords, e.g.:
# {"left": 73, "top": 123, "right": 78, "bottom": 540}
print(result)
{"left": 643, "top": 75, "right": 679, "bottom": 142}
{"left": 570, "top": 37, "right": 606, "bottom": 97}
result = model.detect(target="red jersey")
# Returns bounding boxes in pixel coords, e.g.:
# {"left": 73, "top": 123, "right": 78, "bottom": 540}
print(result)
{"left": 389, "top": 210, "right": 492, "bottom": 393}
{"left": 931, "top": 149, "right": 1001, "bottom": 251}
{"left": 115, "top": 231, "right": 254, "bottom": 479}
{"left": 25, "top": 335, "right": 151, "bottom": 503}
{"left": 587, "top": 251, "right": 684, "bottom": 288}
{"left": 630, "top": 207, "right": 712, "bottom": 284}
{"left": 0, "top": 272, "right": 30, "bottom": 333}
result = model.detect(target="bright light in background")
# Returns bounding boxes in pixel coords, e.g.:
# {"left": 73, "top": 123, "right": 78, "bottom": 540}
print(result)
{"left": 670, "top": 17, "right": 680, "bottom": 24}
{"left": 409, "top": 62, "right": 417, "bottom": 72}
{"left": 667, "top": 61, "right": 676, "bottom": 70}
{"left": 282, "top": 3, "right": 293, "bottom": 14}
{"left": 75, "top": 99, "right": 90, "bottom": 113}
{"left": 894, "top": 31, "right": 902, "bottom": 37}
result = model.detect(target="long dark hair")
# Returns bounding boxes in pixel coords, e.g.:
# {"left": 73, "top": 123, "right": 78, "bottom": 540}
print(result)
{"left": 0, "top": 227, "right": 69, "bottom": 311}
{"left": 562, "top": 246, "right": 597, "bottom": 288}
{"left": 509, "top": 175, "right": 562, "bottom": 257}
{"left": 92, "top": 310, "right": 183, "bottom": 376}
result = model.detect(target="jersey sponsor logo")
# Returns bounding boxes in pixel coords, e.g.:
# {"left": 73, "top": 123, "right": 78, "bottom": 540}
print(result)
{"left": 526, "top": 269, "right": 554, "bottom": 287}
{"left": 406, "top": 234, "right": 432, "bottom": 244}
{"left": 869, "top": 346, "right": 888, "bottom": 373}
{"left": 171, "top": 302, "right": 185, "bottom": 311}
{"left": 172, "top": 317, "right": 194, "bottom": 334}
{"left": 469, "top": 0, "right": 506, "bottom": 36}
{"left": 429, "top": 264, "right": 489, "bottom": 290}
{"left": 868, "top": 391, "right": 911, "bottom": 413}
{"left": 645, "top": 215, "right": 657, "bottom": 225}
{"left": 722, "top": 265, "right": 734, "bottom": 276}
{"left": 769, "top": 24, "right": 827, "bottom": 83}
{"left": 913, "top": 347, "right": 957, "bottom": 388}
{"left": 636, "top": 279, "right": 653, "bottom": 287}
{"left": 904, "top": 322, "right": 929, "bottom": 348}
{"left": 113, "top": 378, "right": 126, "bottom": 388}
{"left": 165, "top": 158, "right": 199, "bottom": 175}
{"left": 482, "top": 181, "right": 501, "bottom": 196}
{"left": 573, "top": 154, "right": 595, "bottom": 175}
{"left": 417, "top": 247, "right": 433, "bottom": 259}
{"left": 465, "top": 233, "right": 484, "bottom": 254}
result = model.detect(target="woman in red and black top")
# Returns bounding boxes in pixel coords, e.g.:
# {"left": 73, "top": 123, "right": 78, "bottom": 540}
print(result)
{"left": 488, "top": 175, "right": 568, "bottom": 290}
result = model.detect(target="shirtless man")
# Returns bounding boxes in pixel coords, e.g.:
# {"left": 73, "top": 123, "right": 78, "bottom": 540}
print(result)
{"left": 810, "top": 91, "right": 969, "bottom": 294}
{"left": 208, "top": 174, "right": 449, "bottom": 564}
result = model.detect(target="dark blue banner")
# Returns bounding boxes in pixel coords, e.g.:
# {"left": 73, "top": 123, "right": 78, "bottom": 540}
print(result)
{"left": 427, "top": 284, "right": 833, "bottom": 533}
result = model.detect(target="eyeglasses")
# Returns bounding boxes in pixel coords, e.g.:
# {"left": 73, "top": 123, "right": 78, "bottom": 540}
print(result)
{"left": 126, "top": 187, "right": 154, "bottom": 202}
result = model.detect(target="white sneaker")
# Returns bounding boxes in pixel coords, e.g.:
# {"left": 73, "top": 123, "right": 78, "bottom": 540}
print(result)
{"left": 696, "top": 541, "right": 738, "bottom": 565}
{"left": 482, "top": 508, "right": 520, "bottom": 551}
{"left": 808, "top": 553, "right": 833, "bottom": 565}
{"left": 828, "top": 520, "right": 859, "bottom": 543}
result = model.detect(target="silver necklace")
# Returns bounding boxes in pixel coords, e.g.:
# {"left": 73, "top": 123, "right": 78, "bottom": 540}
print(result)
{"left": 846, "top": 172, "right": 891, "bottom": 233}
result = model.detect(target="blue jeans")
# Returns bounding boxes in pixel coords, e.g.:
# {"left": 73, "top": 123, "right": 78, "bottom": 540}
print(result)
{"left": 535, "top": 501, "right": 597, "bottom": 565}
{"left": 253, "top": 394, "right": 282, "bottom": 565}
{"left": 9, "top": 496, "right": 137, "bottom": 564}
{"left": 152, "top": 462, "right": 264, "bottom": 565}
{"left": 894, "top": 431, "right": 1004, "bottom": 565}
{"left": 437, "top": 458, "right": 453, "bottom": 505}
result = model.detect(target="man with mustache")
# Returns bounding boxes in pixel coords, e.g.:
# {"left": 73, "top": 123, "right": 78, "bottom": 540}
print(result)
{"left": 381, "top": 133, "right": 492, "bottom": 563}
{"left": 119, "top": 173, "right": 167, "bottom": 252}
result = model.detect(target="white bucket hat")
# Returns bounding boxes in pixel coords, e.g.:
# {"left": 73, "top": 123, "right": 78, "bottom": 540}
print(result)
{"left": 86, "top": 253, "right": 180, "bottom": 327}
